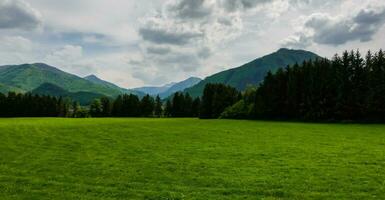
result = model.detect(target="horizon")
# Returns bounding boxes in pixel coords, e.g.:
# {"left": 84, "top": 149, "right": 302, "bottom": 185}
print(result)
{"left": 1, "top": 0, "right": 384, "bottom": 88}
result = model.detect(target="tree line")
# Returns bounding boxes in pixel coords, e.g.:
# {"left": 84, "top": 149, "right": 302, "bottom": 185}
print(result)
{"left": 0, "top": 92, "right": 70, "bottom": 117}
{"left": 219, "top": 50, "right": 385, "bottom": 121}
{"left": 87, "top": 93, "right": 202, "bottom": 118}
{"left": 0, "top": 92, "right": 202, "bottom": 118}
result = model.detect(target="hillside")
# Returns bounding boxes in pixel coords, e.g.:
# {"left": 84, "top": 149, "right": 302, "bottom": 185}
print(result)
{"left": 0, "top": 83, "right": 24, "bottom": 94}
{"left": 0, "top": 63, "right": 123, "bottom": 97}
{"left": 31, "top": 83, "right": 105, "bottom": 105}
{"left": 184, "top": 48, "right": 320, "bottom": 97}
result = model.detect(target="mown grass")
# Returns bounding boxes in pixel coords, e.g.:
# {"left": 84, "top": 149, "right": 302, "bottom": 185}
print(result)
{"left": 0, "top": 118, "right": 384, "bottom": 199}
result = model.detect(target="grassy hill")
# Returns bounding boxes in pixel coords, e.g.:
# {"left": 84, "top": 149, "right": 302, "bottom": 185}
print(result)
{"left": 31, "top": 83, "right": 105, "bottom": 105}
{"left": 0, "top": 63, "right": 123, "bottom": 97}
{"left": 185, "top": 48, "right": 320, "bottom": 97}
{"left": 0, "top": 118, "right": 384, "bottom": 199}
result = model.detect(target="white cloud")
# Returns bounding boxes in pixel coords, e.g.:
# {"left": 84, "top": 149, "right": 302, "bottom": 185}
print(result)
{"left": 282, "top": 5, "right": 385, "bottom": 48}
{"left": 0, "top": 36, "right": 36, "bottom": 64}
{"left": 43, "top": 45, "right": 92, "bottom": 75}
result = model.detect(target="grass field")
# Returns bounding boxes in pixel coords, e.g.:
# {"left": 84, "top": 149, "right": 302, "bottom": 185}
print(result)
{"left": 0, "top": 118, "right": 384, "bottom": 199}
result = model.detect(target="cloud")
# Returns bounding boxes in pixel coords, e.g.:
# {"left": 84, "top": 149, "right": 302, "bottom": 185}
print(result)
{"left": 282, "top": 6, "right": 385, "bottom": 47}
{"left": 44, "top": 45, "right": 95, "bottom": 76}
{"left": 146, "top": 46, "right": 171, "bottom": 55}
{"left": 220, "top": 0, "right": 270, "bottom": 12}
{"left": 281, "top": 34, "right": 312, "bottom": 49}
{"left": 168, "top": 0, "right": 213, "bottom": 19}
{"left": 0, "top": 0, "right": 42, "bottom": 30}
{"left": 0, "top": 35, "right": 35, "bottom": 64}
{"left": 0, "top": 35, "right": 33, "bottom": 52}
{"left": 139, "top": 22, "right": 203, "bottom": 45}
{"left": 46, "top": 45, "right": 83, "bottom": 62}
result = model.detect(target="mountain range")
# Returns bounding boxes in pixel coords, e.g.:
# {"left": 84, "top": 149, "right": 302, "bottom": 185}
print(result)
{"left": 0, "top": 48, "right": 320, "bottom": 103}
{"left": 0, "top": 63, "right": 127, "bottom": 96}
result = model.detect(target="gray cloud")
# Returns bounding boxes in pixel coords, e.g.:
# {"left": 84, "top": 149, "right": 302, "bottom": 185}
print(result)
{"left": 220, "top": 0, "right": 270, "bottom": 12}
{"left": 168, "top": 0, "right": 212, "bottom": 20}
{"left": 139, "top": 26, "right": 203, "bottom": 45}
{"left": 283, "top": 7, "right": 385, "bottom": 47}
{"left": 146, "top": 46, "right": 171, "bottom": 55}
{"left": 281, "top": 34, "right": 312, "bottom": 49}
{"left": 0, "top": 0, "right": 42, "bottom": 30}
{"left": 197, "top": 47, "right": 212, "bottom": 59}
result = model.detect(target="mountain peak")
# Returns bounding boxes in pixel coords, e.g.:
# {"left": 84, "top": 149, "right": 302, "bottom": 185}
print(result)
{"left": 275, "top": 48, "right": 317, "bottom": 56}
{"left": 84, "top": 74, "right": 100, "bottom": 80}
{"left": 277, "top": 48, "right": 290, "bottom": 52}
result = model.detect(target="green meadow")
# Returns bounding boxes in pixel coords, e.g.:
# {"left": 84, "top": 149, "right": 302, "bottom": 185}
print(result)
{"left": 0, "top": 118, "right": 384, "bottom": 199}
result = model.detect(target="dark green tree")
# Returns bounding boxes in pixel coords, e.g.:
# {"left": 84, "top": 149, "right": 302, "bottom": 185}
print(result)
{"left": 90, "top": 99, "right": 103, "bottom": 117}
{"left": 200, "top": 83, "right": 240, "bottom": 119}
{"left": 140, "top": 94, "right": 155, "bottom": 117}
{"left": 100, "top": 97, "right": 112, "bottom": 117}
{"left": 154, "top": 95, "right": 163, "bottom": 117}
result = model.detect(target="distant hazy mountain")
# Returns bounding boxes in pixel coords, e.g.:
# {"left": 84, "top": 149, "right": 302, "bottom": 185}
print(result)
{"left": 0, "top": 63, "right": 123, "bottom": 97}
{"left": 159, "top": 77, "right": 201, "bottom": 98}
{"left": 184, "top": 48, "right": 320, "bottom": 97}
{"left": 134, "top": 77, "right": 202, "bottom": 98}
{"left": 84, "top": 75, "right": 144, "bottom": 97}
{"left": 31, "top": 83, "right": 105, "bottom": 105}
{"left": 133, "top": 83, "right": 175, "bottom": 96}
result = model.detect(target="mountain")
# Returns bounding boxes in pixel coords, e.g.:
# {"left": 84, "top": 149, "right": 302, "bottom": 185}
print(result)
{"left": 184, "top": 48, "right": 320, "bottom": 97}
{"left": 0, "top": 63, "right": 124, "bottom": 97}
{"left": 133, "top": 83, "right": 176, "bottom": 96}
{"left": 84, "top": 75, "right": 144, "bottom": 97}
{"left": 159, "top": 77, "right": 201, "bottom": 98}
{"left": 133, "top": 77, "right": 202, "bottom": 98}
{"left": 31, "top": 83, "right": 105, "bottom": 105}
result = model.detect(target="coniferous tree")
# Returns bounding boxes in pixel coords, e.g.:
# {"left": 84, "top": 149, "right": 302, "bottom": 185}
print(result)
{"left": 247, "top": 49, "right": 385, "bottom": 121}
{"left": 112, "top": 95, "right": 123, "bottom": 117}
{"left": 72, "top": 101, "right": 81, "bottom": 118}
{"left": 100, "top": 97, "right": 112, "bottom": 117}
{"left": 191, "top": 97, "right": 201, "bottom": 117}
{"left": 183, "top": 93, "right": 193, "bottom": 117}
{"left": 140, "top": 94, "right": 155, "bottom": 117}
{"left": 200, "top": 83, "right": 240, "bottom": 119}
{"left": 154, "top": 95, "right": 163, "bottom": 117}
{"left": 164, "top": 100, "right": 172, "bottom": 117}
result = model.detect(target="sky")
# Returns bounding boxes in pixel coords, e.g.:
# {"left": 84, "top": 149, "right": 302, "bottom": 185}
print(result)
{"left": 0, "top": 0, "right": 384, "bottom": 88}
